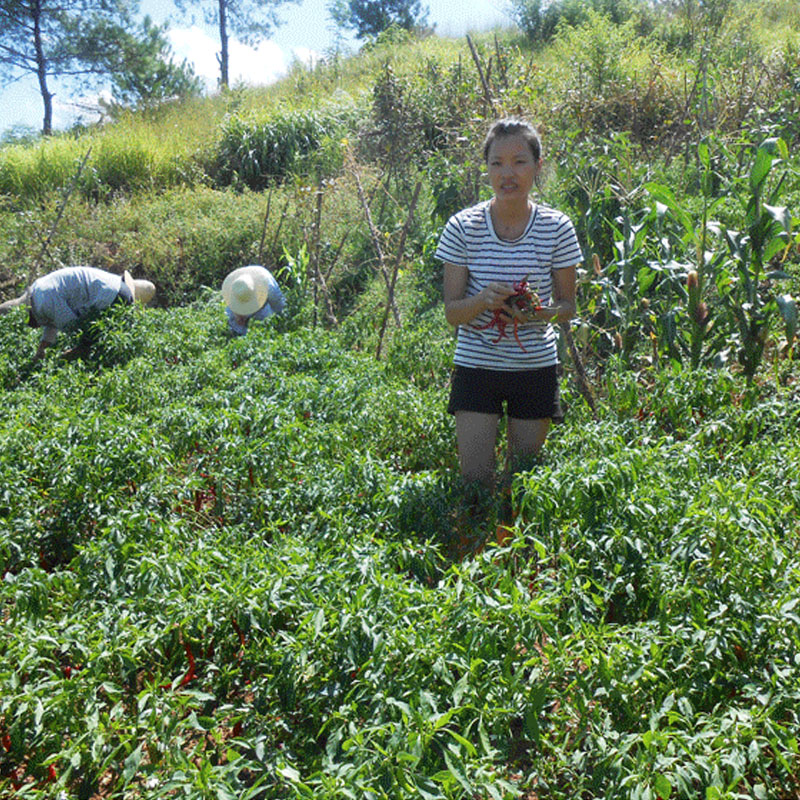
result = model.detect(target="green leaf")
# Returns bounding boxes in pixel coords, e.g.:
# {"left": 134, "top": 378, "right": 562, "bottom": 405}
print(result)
{"left": 226, "top": 748, "right": 241, "bottom": 763}
{"left": 442, "top": 749, "right": 473, "bottom": 795}
{"left": 645, "top": 183, "right": 693, "bottom": 234}
{"left": 122, "top": 744, "right": 142, "bottom": 784}
{"left": 763, "top": 237, "right": 789, "bottom": 263}
{"left": 445, "top": 727, "right": 477, "bottom": 757}
{"left": 638, "top": 266, "right": 657, "bottom": 293}
{"left": 776, "top": 294, "right": 797, "bottom": 342}
{"left": 750, "top": 146, "right": 775, "bottom": 192}
{"left": 759, "top": 136, "right": 787, "bottom": 157}
{"left": 433, "top": 708, "right": 457, "bottom": 731}
{"left": 645, "top": 182, "right": 679, "bottom": 208}
{"left": 698, "top": 140, "right": 710, "bottom": 169}
{"left": 313, "top": 607, "right": 325, "bottom": 637}
{"left": 279, "top": 765, "right": 301, "bottom": 782}
{"left": 525, "top": 684, "right": 546, "bottom": 745}
{"left": 763, "top": 204, "right": 792, "bottom": 231}
{"left": 654, "top": 773, "right": 672, "bottom": 799}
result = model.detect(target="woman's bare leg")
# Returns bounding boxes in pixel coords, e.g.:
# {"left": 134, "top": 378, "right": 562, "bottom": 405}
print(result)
{"left": 507, "top": 417, "right": 550, "bottom": 463}
{"left": 455, "top": 411, "right": 500, "bottom": 488}
{"left": 497, "top": 417, "right": 551, "bottom": 535}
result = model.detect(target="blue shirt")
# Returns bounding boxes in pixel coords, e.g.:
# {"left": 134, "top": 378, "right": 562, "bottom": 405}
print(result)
{"left": 30, "top": 266, "right": 123, "bottom": 344}
{"left": 225, "top": 268, "right": 286, "bottom": 335}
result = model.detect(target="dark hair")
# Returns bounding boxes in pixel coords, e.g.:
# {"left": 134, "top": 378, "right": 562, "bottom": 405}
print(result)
{"left": 482, "top": 118, "right": 542, "bottom": 163}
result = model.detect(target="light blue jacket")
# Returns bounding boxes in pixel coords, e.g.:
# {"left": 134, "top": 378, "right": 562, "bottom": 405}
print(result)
{"left": 30, "top": 267, "right": 123, "bottom": 344}
{"left": 225, "top": 267, "right": 286, "bottom": 335}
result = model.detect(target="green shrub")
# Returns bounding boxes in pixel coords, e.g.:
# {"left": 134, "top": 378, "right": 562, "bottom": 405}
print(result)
{"left": 212, "top": 110, "right": 344, "bottom": 190}
{"left": 511, "top": 0, "right": 642, "bottom": 45}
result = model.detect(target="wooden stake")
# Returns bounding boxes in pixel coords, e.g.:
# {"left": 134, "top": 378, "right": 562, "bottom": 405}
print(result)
{"left": 376, "top": 181, "right": 421, "bottom": 359}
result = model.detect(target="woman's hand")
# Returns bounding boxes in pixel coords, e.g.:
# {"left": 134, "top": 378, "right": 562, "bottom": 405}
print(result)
{"left": 479, "top": 281, "right": 516, "bottom": 312}
{"left": 444, "top": 265, "right": 515, "bottom": 327}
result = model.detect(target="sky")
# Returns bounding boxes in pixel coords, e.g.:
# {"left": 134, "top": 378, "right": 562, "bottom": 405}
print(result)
{"left": 0, "top": 0, "right": 512, "bottom": 138}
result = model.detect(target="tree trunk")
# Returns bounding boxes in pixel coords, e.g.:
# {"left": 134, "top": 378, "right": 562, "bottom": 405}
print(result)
{"left": 32, "top": 0, "right": 53, "bottom": 135}
{"left": 218, "top": 0, "right": 229, "bottom": 88}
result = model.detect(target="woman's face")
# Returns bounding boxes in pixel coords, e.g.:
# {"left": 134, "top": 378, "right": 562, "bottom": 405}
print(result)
{"left": 486, "top": 133, "right": 540, "bottom": 203}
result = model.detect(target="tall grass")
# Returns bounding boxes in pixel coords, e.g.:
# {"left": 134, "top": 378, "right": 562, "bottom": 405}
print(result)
{"left": 0, "top": 122, "right": 210, "bottom": 206}
{"left": 0, "top": 136, "right": 87, "bottom": 201}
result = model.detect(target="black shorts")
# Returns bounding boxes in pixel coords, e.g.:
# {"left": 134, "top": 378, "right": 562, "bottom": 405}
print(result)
{"left": 447, "top": 364, "right": 563, "bottom": 421}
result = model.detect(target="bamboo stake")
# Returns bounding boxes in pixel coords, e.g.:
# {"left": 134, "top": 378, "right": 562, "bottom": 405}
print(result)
{"left": 376, "top": 181, "right": 421, "bottom": 360}
{"left": 466, "top": 35, "right": 494, "bottom": 111}
{"left": 353, "top": 168, "right": 401, "bottom": 326}
{"left": 257, "top": 187, "right": 273, "bottom": 264}
{"left": 31, "top": 146, "right": 92, "bottom": 281}
{"left": 270, "top": 196, "right": 292, "bottom": 255}
{"left": 310, "top": 187, "right": 339, "bottom": 328}
{"left": 494, "top": 34, "right": 508, "bottom": 91}
{"left": 324, "top": 229, "right": 350, "bottom": 285}
{"left": 310, "top": 189, "right": 322, "bottom": 327}
{"left": 560, "top": 322, "right": 598, "bottom": 420}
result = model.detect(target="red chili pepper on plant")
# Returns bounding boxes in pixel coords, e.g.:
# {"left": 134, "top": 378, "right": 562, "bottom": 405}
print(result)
{"left": 161, "top": 636, "right": 197, "bottom": 690}
{"left": 231, "top": 617, "right": 246, "bottom": 661}
{"left": 178, "top": 639, "right": 196, "bottom": 687}
{"left": 10, "top": 767, "right": 23, "bottom": 790}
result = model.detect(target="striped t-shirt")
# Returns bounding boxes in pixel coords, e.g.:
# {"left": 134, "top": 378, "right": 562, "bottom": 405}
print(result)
{"left": 436, "top": 200, "right": 582, "bottom": 371}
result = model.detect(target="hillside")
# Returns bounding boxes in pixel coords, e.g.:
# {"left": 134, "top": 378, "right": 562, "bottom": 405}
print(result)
{"left": 2, "top": 1, "right": 800, "bottom": 797}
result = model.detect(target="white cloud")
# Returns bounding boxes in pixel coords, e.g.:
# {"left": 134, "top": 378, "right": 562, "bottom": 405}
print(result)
{"left": 229, "top": 38, "right": 287, "bottom": 85}
{"left": 168, "top": 26, "right": 288, "bottom": 90}
{"left": 290, "top": 46, "right": 322, "bottom": 69}
{"left": 168, "top": 27, "right": 220, "bottom": 88}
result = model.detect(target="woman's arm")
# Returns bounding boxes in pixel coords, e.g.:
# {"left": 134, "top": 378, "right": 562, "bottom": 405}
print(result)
{"left": 443, "top": 263, "right": 514, "bottom": 327}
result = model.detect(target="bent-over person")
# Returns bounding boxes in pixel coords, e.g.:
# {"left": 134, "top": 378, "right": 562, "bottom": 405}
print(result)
{"left": 0, "top": 266, "right": 155, "bottom": 359}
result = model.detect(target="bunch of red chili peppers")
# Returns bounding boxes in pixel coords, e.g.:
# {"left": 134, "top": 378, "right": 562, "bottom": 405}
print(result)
{"left": 472, "top": 276, "right": 541, "bottom": 351}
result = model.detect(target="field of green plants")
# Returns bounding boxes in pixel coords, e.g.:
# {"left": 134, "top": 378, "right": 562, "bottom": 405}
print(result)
{"left": 2, "top": 0, "right": 800, "bottom": 797}
{"left": 2, "top": 277, "right": 800, "bottom": 800}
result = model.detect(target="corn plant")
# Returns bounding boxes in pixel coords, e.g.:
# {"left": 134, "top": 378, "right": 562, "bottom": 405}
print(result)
{"left": 714, "top": 137, "right": 797, "bottom": 379}
{"left": 644, "top": 137, "right": 731, "bottom": 369}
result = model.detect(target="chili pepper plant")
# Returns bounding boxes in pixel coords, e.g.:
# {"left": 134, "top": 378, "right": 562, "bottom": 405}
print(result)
{"left": 1, "top": 288, "right": 800, "bottom": 800}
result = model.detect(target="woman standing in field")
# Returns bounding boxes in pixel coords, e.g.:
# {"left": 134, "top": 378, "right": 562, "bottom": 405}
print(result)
{"left": 437, "top": 117, "right": 582, "bottom": 538}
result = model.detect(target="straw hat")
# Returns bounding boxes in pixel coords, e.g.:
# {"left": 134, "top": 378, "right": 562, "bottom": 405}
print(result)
{"left": 123, "top": 271, "right": 156, "bottom": 305}
{"left": 222, "top": 266, "right": 270, "bottom": 316}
